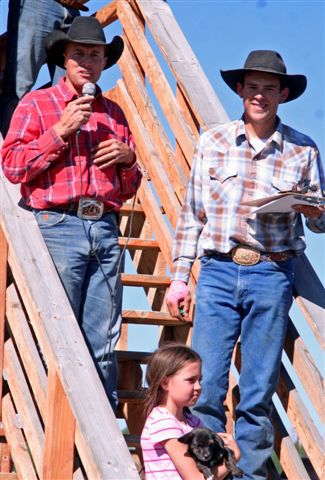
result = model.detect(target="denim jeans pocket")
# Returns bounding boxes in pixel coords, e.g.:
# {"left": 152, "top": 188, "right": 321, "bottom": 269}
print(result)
{"left": 270, "top": 258, "right": 295, "bottom": 284}
{"left": 33, "top": 210, "right": 66, "bottom": 229}
{"left": 200, "top": 255, "right": 215, "bottom": 268}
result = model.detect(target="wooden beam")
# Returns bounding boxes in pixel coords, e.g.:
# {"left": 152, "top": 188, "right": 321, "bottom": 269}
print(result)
{"left": 106, "top": 82, "right": 181, "bottom": 229}
{"left": 118, "top": 41, "right": 188, "bottom": 200}
{"left": 5, "top": 284, "right": 47, "bottom": 416}
{"left": 277, "top": 367, "right": 324, "bottom": 478}
{"left": 0, "top": 225, "right": 8, "bottom": 417}
{"left": 293, "top": 254, "right": 325, "bottom": 349}
{"left": 117, "top": 0, "right": 196, "bottom": 163}
{"left": 93, "top": 0, "right": 118, "bottom": 26}
{"left": 2, "top": 394, "right": 37, "bottom": 480}
{"left": 135, "top": 0, "right": 229, "bottom": 130}
{"left": 122, "top": 309, "right": 189, "bottom": 326}
{"left": 4, "top": 339, "right": 44, "bottom": 477}
{"left": 284, "top": 321, "right": 324, "bottom": 423}
{"left": 119, "top": 237, "right": 160, "bottom": 250}
{"left": 122, "top": 273, "right": 170, "bottom": 288}
{"left": 43, "top": 368, "right": 75, "bottom": 480}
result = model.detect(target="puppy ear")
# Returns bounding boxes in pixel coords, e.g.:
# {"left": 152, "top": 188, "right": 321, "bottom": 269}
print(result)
{"left": 178, "top": 431, "right": 193, "bottom": 444}
{"left": 212, "top": 432, "right": 224, "bottom": 447}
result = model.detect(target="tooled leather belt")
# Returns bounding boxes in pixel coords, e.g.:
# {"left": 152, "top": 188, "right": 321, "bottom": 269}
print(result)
{"left": 218, "top": 245, "right": 296, "bottom": 266}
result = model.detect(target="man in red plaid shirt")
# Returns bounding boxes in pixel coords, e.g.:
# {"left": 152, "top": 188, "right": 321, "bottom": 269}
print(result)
{"left": 1, "top": 16, "right": 142, "bottom": 409}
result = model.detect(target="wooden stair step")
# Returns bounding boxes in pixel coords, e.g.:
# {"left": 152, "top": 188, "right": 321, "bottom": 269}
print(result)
{"left": 117, "top": 350, "right": 151, "bottom": 363}
{"left": 119, "top": 237, "right": 160, "bottom": 251}
{"left": 119, "top": 204, "right": 145, "bottom": 216}
{"left": 122, "top": 310, "right": 189, "bottom": 326}
{"left": 121, "top": 273, "right": 170, "bottom": 288}
{"left": 124, "top": 434, "right": 141, "bottom": 449}
{"left": 118, "top": 390, "right": 145, "bottom": 403}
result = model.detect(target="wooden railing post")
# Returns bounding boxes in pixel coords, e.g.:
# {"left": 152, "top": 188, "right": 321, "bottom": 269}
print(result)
{"left": 43, "top": 367, "right": 76, "bottom": 480}
{"left": 0, "top": 225, "right": 8, "bottom": 417}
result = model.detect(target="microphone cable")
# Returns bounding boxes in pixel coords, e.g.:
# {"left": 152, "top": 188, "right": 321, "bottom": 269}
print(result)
{"left": 75, "top": 127, "right": 137, "bottom": 380}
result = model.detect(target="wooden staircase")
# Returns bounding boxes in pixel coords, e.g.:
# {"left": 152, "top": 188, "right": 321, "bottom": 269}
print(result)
{"left": 0, "top": 1, "right": 324, "bottom": 478}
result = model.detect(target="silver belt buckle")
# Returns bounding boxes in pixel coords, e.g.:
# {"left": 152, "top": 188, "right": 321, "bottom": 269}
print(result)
{"left": 231, "top": 245, "right": 261, "bottom": 266}
{"left": 77, "top": 197, "right": 104, "bottom": 220}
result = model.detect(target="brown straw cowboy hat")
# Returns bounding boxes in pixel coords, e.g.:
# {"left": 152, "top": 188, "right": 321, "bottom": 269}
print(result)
{"left": 45, "top": 16, "right": 124, "bottom": 70}
{"left": 220, "top": 50, "right": 307, "bottom": 102}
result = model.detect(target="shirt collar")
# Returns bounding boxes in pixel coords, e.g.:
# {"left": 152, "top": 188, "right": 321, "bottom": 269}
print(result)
{"left": 57, "top": 77, "right": 103, "bottom": 102}
{"left": 235, "top": 115, "right": 284, "bottom": 151}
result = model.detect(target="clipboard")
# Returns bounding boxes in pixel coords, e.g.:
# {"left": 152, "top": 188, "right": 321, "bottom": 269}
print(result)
{"left": 242, "top": 192, "right": 325, "bottom": 214}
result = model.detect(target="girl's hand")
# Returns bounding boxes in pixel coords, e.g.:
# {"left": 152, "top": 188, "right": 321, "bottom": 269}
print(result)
{"left": 218, "top": 432, "right": 241, "bottom": 463}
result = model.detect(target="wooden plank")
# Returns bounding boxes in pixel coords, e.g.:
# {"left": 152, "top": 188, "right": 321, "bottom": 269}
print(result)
{"left": 119, "top": 203, "right": 145, "bottom": 216}
{"left": 284, "top": 321, "right": 324, "bottom": 423}
{"left": 124, "top": 434, "right": 141, "bottom": 449}
{"left": 136, "top": 0, "right": 229, "bottom": 130}
{"left": 106, "top": 82, "right": 182, "bottom": 230}
{"left": 5, "top": 283, "right": 47, "bottom": 416}
{"left": 117, "top": 0, "right": 197, "bottom": 163}
{"left": 94, "top": 0, "right": 118, "bottom": 26}
{"left": 118, "top": 237, "right": 160, "bottom": 251}
{"left": 43, "top": 368, "right": 75, "bottom": 480}
{"left": 117, "top": 351, "right": 151, "bottom": 363}
{"left": 0, "top": 443, "right": 11, "bottom": 473}
{"left": 121, "top": 273, "right": 170, "bottom": 288}
{"left": 4, "top": 339, "right": 44, "bottom": 477}
{"left": 129, "top": 182, "right": 174, "bottom": 267}
{"left": 293, "top": 254, "right": 325, "bottom": 349}
{"left": 122, "top": 310, "right": 190, "bottom": 326}
{"left": 277, "top": 367, "right": 324, "bottom": 478}
{"left": 118, "top": 390, "right": 145, "bottom": 403}
{"left": 1, "top": 179, "right": 140, "bottom": 479}
{"left": 2, "top": 394, "right": 37, "bottom": 480}
{"left": 6, "top": 283, "right": 107, "bottom": 480}
{"left": 272, "top": 409, "right": 310, "bottom": 480}
{"left": 0, "top": 226, "right": 8, "bottom": 417}
{"left": 118, "top": 41, "right": 188, "bottom": 201}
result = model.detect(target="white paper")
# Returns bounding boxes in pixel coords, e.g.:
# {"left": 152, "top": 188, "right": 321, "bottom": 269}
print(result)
{"left": 242, "top": 193, "right": 325, "bottom": 214}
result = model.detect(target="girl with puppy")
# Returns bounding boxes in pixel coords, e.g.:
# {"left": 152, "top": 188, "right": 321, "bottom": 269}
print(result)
{"left": 141, "top": 343, "right": 240, "bottom": 479}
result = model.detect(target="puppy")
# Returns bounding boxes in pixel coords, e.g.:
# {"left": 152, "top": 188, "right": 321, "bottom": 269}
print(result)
{"left": 178, "top": 427, "right": 243, "bottom": 480}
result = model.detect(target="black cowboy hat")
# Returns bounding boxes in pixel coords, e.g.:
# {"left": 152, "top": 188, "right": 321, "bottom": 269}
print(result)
{"left": 220, "top": 50, "right": 307, "bottom": 102}
{"left": 45, "top": 16, "right": 124, "bottom": 70}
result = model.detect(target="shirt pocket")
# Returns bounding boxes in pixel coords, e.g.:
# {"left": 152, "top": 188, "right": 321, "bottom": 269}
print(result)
{"left": 272, "top": 177, "right": 297, "bottom": 193}
{"left": 209, "top": 166, "right": 238, "bottom": 203}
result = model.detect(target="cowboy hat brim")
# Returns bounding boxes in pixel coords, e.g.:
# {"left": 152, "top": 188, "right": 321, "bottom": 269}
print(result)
{"left": 45, "top": 30, "right": 124, "bottom": 70}
{"left": 220, "top": 67, "right": 307, "bottom": 102}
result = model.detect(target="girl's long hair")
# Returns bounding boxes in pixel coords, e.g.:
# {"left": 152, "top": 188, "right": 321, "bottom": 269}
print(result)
{"left": 143, "top": 342, "right": 201, "bottom": 417}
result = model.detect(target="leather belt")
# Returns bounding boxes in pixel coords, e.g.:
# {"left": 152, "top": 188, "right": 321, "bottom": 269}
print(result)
{"left": 217, "top": 245, "right": 296, "bottom": 266}
{"left": 36, "top": 198, "right": 114, "bottom": 221}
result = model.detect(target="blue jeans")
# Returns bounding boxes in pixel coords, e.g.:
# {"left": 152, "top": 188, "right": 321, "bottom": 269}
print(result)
{"left": 33, "top": 209, "right": 123, "bottom": 410}
{"left": 0, "top": 0, "right": 79, "bottom": 136}
{"left": 192, "top": 255, "right": 294, "bottom": 479}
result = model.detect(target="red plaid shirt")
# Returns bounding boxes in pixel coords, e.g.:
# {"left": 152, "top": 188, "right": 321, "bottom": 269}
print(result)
{"left": 1, "top": 78, "right": 142, "bottom": 209}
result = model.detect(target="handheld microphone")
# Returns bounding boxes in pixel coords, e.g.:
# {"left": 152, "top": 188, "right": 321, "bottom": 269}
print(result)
{"left": 76, "top": 83, "right": 96, "bottom": 135}
{"left": 82, "top": 82, "right": 96, "bottom": 97}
